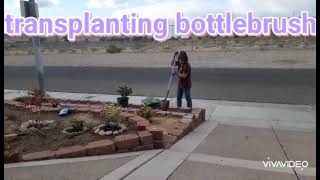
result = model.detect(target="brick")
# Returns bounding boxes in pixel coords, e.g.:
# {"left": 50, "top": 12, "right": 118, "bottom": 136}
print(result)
{"left": 153, "top": 140, "right": 164, "bottom": 149}
{"left": 120, "top": 112, "right": 135, "bottom": 121}
{"left": 201, "top": 109, "right": 206, "bottom": 121}
{"left": 192, "top": 108, "right": 205, "bottom": 121}
{"left": 75, "top": 107, "right": 92, "bottom": 112}
{"left": 156, "top": 110, "right": 171, "bottom": 116}
{"left": 114, "top": 133, "right": 139, "bottom": 150}
{"left": 137, "top": 120, "right": 150, "bottom": 131}
{"left": 176, "top": 108, "right": 192, "bottom": 113}
{"left": 4, "top": 151, "right": 20, "bottom": 163}
{"left": 138, "top": 131, "right": 153, "bottom": 145}
{"left": 132, "top": 145, "right": 144, "bottom": 151}
{"left": 22, "top": 150, "right": 55, "bottom": 161}
{"left": 180, "top": 119, "right": 194, "bottom": 131}
{"left": 89, "top": 108, "right": 102, "bottom": 114}
{"left": 128, "top": 116, "right": 147, "bottom": 125}
{"left": 146, "top": 126, "right": 163, "bottom": 140}
{"left": 85, "top": 140, "right": 115, "bottom": 156}
{"left": 174, "top": 122, "right": 189, "bottom": 131}
{"left": 4, "top": 134, "right": 18, "bottom": 142}
{"left": 4, "top": 100, "right": 23, "bottom": 107}
{"left": 55, "top": 145, "right": 86, "bottom": 159}
{"left": 167, "top": 128, "right": 184, "bottom": 139}
{"left": 143, "top": 144, "right": 154, "bottom": 150}
{"left": 41, "top": 107, "right": 61, "bottom": 112}
{"left": 117, "top": 149, "right": 129, "bottom": 153}
{"left": 183, "top": 114, "right": 195, "bottom": 119}
{"left": 171, "top": 112, "right": 186, "bottom": 117}
{"left": 163, "top": 134, "right": 178, "bottom": 144}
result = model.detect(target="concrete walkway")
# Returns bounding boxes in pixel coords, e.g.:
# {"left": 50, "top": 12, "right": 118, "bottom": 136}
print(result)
{"left": 4, "top": 89, "right": 316, "bottom": 180}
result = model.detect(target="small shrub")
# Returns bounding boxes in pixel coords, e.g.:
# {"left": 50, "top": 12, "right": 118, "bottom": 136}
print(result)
{"left": 101, "top": 103, "right": 121, "bottom": 124}
{"left": 117, "top": 85, "right": 133, "bottom": 97}
{"left": 26, "top": 86, "right": 45, "bottom": 107}
{"left": 58, "top": 48, "right": 68, "bottom": 53}
{"left": 106, "top": 45, "right": 122, "bottom": 53}
{"left": 70, "top": 49, "right": 77, "bottom": 53}
{"left": 90, "top": 47, "right": 99, "bottom": 53}
{"left": 137, "top": 106, "right": 155, "bottom": 120}
{"left": 277, "top": 44, "right": 284, "bottom": 48}
{"left": 72, "top": 121, "right": 84, "bottom": 131}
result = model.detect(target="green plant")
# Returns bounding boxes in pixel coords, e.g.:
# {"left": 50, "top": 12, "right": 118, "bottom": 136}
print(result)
{"left": 106, "top": 45, "right": 122, "bottom": 53}
{"left": 137, "top": 106, "right": 155, "bottom": 120}
{"left": 101, "top": 103, "right": 121, "bottom": 124}
{"left": 117, "top": 85, "right": 133, "bottom": 97}
{"left": 72, "top": 121, "right": 85, "bottom": 132}
{"left": 90, "top": 47, "right": 99, "bottom": 53}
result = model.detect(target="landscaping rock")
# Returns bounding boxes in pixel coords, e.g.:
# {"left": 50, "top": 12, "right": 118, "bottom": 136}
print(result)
{"left": 113, "top": 131, "right": 119, "bottom": 135}
{"left": 119, "top": 124, "right": 127, "bottom": 131}
{"left": 94, "top": 128, "right": 100, "bottom": 134}
{"left": 55, "top": 145, "right": 86, "bottom": 159}
{"left": 114, "top": 133, "right": 139, "bottom": 149}
{"left": 85, "top": 140, "right": 115, "bottom": 156}
{"left": 138, "top": 131, "right": 153, "bottom": 145}
{"left": 106, "top": 131, "right": 113, "bottom": 136}
{"left": 98, "top": 130, "right": 105, "bottom": 136}
{"left": 22, "top": 150, "right": 55, "bottom": 161}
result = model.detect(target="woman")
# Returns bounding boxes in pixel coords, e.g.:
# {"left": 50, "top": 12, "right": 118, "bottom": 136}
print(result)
{"left": 171, "top": 51, "right": 192, "bottom": 109}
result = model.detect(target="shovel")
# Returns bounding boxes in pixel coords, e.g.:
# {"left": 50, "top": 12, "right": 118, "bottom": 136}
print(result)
{"left": 161, "top": 52, "right": 179, "bottom": 111}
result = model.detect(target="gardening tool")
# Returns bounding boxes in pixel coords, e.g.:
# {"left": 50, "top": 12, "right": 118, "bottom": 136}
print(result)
{"left": 161, "top": 51, "right": 179, "bottom": 111}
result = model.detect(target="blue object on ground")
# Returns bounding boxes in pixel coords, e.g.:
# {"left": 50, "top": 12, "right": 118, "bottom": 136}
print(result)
{"left": 59, "top": 106, "right": 71, "bottom": 117}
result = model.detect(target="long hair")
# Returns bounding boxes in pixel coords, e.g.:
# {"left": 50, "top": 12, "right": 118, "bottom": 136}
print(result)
{"left": 178, "top": 51, "right": 188, "bottom": 63}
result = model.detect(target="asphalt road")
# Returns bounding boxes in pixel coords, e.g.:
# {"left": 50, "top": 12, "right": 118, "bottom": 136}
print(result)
{"left": 4, "top": 66, "right": 316, "bottom": 105}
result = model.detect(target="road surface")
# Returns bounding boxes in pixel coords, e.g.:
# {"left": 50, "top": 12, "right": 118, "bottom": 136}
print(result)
{"left": 4, "top": 66, "right": 316, "bottom": 105}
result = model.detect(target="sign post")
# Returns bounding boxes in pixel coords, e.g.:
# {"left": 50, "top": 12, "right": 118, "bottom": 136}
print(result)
{"left": 20, "top": 0, "right": 45, "bottom": 91}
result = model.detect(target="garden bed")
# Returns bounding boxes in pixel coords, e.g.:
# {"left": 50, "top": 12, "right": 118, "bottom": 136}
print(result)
{"left": 4, "top": 99, "right": 205, "bottom": 164}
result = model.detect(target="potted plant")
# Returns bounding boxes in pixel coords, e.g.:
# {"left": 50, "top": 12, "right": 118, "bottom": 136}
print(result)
{"left": 117, "top": 85, "right": 133, "bottom": 107}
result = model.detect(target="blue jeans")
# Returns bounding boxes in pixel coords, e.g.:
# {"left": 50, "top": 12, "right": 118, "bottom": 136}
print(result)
{"left": 177, "top": 87, "right": 192, "bottom": 108}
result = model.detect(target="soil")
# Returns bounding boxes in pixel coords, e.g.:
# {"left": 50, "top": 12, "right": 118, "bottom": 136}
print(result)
{"left": 4, "top": 105, "right": 136, "bottom": 154}
{"left": 4, "top": 104, "right": 182, "bottom": 155}
{"left": 150, "top": 116, "right": 180, "bottom": 129}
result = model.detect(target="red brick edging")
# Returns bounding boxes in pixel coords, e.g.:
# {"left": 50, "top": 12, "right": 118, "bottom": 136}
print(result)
{"left": 4, "top": 100, "right": 205, "bottom": 163}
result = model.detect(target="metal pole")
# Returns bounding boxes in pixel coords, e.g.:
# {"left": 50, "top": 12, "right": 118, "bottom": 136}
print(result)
{"left": 20, "top": 0, "right": 44, "bottom": 91}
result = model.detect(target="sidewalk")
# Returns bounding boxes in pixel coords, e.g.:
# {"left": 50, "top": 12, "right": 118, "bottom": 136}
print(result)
{"left": 4, "top": 89, "right": 316, "bottom": 180}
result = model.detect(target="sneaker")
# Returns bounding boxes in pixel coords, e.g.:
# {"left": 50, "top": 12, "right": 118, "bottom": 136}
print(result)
{"left": 177, "top": 107, "right": 181, "bottom": 109}
{"left": 187, "top": 107, "right": 192, "bottom": 110}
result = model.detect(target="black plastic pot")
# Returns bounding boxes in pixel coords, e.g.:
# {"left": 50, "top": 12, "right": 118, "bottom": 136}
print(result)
{"left": 117, "top": 96, "right": 129, "bottom": 107}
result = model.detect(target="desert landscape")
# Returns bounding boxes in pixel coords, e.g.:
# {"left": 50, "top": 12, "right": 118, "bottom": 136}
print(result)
{"left": 4, "top": 35, "right": 316, "bottom": 69}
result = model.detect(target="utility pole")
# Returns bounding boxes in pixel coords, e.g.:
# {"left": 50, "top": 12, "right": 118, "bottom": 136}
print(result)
{"left": 170, "top": 24, "right": 174, "bottom": 39}
{"left": 20, "top": 0, "right": 45, "bottom": 91}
